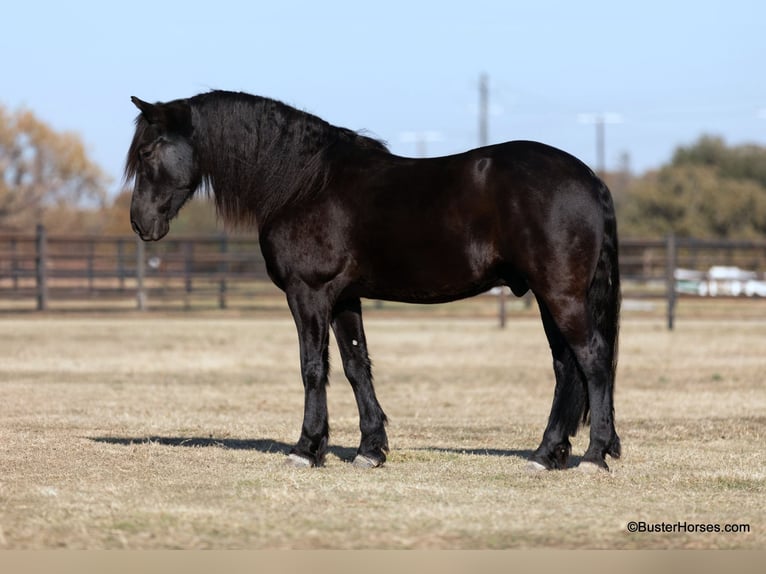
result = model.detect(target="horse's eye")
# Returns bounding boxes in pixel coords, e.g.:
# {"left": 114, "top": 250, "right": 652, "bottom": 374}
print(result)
{"left": 139, "top": 147, "right": 153, "bottom": 160}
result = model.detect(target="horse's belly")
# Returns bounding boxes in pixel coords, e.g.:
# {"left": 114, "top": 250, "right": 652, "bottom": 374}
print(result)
{"left": 353, "top": 242, "right": 500, "bottom": 304}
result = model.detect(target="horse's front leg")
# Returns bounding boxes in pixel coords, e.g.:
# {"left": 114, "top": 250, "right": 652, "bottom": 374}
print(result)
{"left": 285, "top": 286, "right": 332, "bottom": 467}
{"left": 331, "top": 298, "right": 388, "bottom": 467}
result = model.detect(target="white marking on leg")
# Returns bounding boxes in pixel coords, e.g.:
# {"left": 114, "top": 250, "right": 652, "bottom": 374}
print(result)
{"left": 286, "top": 453, "right": 313, "bottom": 468}
{"left": 352, "top": 339, "right": 358, "bottom": 346}
{"left": 352, "top": 454, "right": 381, "bottom": 468}
{"left": 525, "top": 461, "right": 547, "bottom": 473}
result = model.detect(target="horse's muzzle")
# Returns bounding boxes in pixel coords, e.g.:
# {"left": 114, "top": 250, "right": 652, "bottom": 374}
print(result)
{"left": 131, "top": 217, "right": 169, "bottom": 242}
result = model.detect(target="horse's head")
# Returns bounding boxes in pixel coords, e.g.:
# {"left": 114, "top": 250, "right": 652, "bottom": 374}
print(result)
{"left": 126, "top": 97, "right": 200, "bottom": 241}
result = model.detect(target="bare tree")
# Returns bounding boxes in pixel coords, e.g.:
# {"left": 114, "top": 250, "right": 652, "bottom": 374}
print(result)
{"left": 0, "top": 105, "right": 108, "bottom": 232}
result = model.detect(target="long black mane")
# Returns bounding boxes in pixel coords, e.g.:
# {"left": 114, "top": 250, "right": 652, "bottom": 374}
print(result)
{"left": 126, "top": 90, "right": 389, "bottom": 227}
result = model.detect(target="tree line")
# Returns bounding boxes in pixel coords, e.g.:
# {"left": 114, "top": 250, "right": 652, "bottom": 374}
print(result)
{"left": 2, "top": 104, "right": 765, "bottom": 239}
{"left": 613, "top": 135, "right": 766, "bottom": 239}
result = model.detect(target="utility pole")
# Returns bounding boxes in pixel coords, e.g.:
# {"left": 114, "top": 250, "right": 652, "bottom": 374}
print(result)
{"left": 479, "top": 73, "right": 489, "bottom": 148}
{"left": 577, "top": 112, "right": 623, "bottom": 176}
{"left": 480, "top": 73, "right": 506, "bottom": 328}
{"left": 399, "top": 131, "right": 443, "bottom": 157}
{"left": 596, "top": 116, "right": 605, "bottom": 175}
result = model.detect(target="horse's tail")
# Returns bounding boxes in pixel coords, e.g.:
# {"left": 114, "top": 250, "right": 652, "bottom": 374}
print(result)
{"left": 584, "top": 179, "right": 621, "bottom": 423}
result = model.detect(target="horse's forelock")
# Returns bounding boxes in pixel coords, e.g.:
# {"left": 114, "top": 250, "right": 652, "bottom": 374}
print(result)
{"left": 124, "top": 115, "right": 150, "bottom": 182}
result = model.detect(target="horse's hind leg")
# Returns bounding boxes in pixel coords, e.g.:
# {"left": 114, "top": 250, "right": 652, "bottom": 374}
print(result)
{"left": 529, "top": 300, "right": 588, "bottom": 470}
{"left": 571, "top": 329, "right": 620, "bottom": 471}
{"left": 331, "top": 298, "right": 389, "bottom": 467}
{"left": 535, "top": 296, "right": 619, "bottom": 471}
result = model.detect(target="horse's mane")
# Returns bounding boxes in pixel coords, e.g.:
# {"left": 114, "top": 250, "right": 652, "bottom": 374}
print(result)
{"left": 125, "top": 90, "right": 388, "bottom": 228}
{"left": 191, "top": 91, "right": 388, "bottom": 227}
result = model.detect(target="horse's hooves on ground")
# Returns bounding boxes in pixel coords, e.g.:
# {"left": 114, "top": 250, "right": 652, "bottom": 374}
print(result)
{"left": 577, "top": 461, "right": 608, "bottom": 474}
{"left": 352, "top": 455, "right": 382, "bottom": 468}
{"left": 286, "top": 453, "right": 313, "bottom": 468}
{"left": 525, "top": 460, "right": 548, "bottom": 473}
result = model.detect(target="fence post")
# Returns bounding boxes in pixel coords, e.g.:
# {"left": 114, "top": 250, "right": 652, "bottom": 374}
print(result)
{"left": 35, "top": 224, "right": 48, "bottom": 311}
{"left": 497, "top": 286, "right": 507, "bottom": 328}
{"left": 184, "top": 241, "right": 193, "bottom": 310}
{"left": 136, "top": 238, "right": 146, "bottom": 311}
{"left": 218, "top": 234, "right": 228, "bottom": 309}
{"left": 117, "top": 239, "right": 126, "bottom": 291}
{"left": 87, "top": 239, "right": 95, "bottom": 293}
{"left": 665, "top": 232, "right": 677, "bottom": 330}
{"left": 11, "top": 237, "right": 19, "bottom": 290}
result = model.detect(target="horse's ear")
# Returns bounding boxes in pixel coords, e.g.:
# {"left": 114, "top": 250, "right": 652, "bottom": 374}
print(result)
{"left": 131, "top": 96, "right": 159, "bottom": 121}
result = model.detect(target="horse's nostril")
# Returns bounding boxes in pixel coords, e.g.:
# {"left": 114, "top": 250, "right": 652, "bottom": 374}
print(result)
{"left": 130, "top": 219, "right": 142, "bottom": 236}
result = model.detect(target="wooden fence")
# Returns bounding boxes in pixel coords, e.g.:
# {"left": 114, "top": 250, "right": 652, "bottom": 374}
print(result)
{"left": 1, "top": 226, "right": 765, "bottom": 328}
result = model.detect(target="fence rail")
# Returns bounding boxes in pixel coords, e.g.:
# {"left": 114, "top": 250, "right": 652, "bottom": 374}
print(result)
{"left": 1, "top": 227, "right": 765, "bottom": 328}
{"left": 619, "top": 235, "right": 766, "bottom": 328}
{"left": 0, "top": 226, "right": 275, "bottom": 312}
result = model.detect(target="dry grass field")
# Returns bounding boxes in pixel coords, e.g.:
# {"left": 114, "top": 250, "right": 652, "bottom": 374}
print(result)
{"left": 0, "top": 310, "right": 763, "bottom": 549}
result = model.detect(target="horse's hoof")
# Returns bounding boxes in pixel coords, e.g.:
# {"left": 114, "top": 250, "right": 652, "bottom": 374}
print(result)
{"left": 286, "top": 453, "right": 313, "bottom": 468}
{"left": 608, "top": 436, "right": 622, "bottom": 459}
{"left": 577, "top": 461, "right": 608, "bottom": 474}
{"left": 525, "top": 460, "right": 548, "bottom": 473}
{"left": 352, "top": 454, "right": 382, "bottom": 468}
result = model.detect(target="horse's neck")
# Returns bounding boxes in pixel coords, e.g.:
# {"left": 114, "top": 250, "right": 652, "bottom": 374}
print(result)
{"left": 195, "top": 100, "right": 331, "bottom": 228}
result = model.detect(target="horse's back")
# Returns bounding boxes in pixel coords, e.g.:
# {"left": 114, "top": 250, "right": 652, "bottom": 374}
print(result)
{"left": 416, "top": 140, "right": 609, "bottom": 262}
{"left": 474, "top": 141, "right": 602, "bottom": 200}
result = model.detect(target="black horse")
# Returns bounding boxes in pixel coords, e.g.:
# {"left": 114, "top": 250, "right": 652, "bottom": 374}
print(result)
{"left": 126, "top": 90, "right": 621, "bottom": 471}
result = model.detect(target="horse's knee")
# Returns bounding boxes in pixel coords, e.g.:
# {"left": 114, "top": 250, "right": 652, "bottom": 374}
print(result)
{"left": 301, "top": 357, "right": 328, "bottom": 388}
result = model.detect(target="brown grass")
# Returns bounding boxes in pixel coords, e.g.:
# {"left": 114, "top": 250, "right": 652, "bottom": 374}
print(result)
{"left": 0, "top": 314, "right": 763, "bottom": 548}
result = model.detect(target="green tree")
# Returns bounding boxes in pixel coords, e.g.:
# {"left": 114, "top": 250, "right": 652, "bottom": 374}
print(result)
{"left": 672, "top": 135, "right": 766, "bottom": 186}
{"left": 618, "top": 136, "right": 766, "bottom": 239}
{"left": 0, "top": 105, "right": 109, "bottom": 232}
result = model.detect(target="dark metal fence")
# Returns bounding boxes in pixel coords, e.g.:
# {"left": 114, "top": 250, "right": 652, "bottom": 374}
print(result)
{"left": 0, "top": 225, "right": 274, "bottom": 312}
{"left": 620, "top": 236, "right": 766, "bottom": 328}
{"left": 2, "top": 227, "right": 765, "bottom": 327}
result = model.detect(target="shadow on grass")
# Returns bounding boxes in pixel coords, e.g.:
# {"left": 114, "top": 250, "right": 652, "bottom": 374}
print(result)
{"left": 89, "top": 436, "right": 357, "bottom": 462}
{"left": 413, "top": 446, "right": 584, "bottom": 466}
{"left": 89, "top": 436, "right": 551, "bottom": 464}
{"left": 415, "top": 447, "right": 535, "bottom": 458}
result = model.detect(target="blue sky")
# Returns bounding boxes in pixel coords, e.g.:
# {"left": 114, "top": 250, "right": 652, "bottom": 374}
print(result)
{"left": 2, "top": 0, "right": 764, "bottom": 194}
